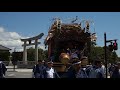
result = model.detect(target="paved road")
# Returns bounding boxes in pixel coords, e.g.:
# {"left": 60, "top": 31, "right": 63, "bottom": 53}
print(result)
{"left": 5, "top": 66, "right": 111, "bottom": 78}
{"left": 6, "top": 72, "right": 32, "bottom": 78}
{"left": 5, "top": 69, "right": 33, "bottom": 78}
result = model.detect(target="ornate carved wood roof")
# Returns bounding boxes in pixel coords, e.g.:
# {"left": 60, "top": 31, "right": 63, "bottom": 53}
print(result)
{"left": 44, "top": 19, "right": 91, "bottom": 45}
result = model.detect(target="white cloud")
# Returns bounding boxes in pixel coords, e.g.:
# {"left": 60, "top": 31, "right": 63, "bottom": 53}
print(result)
{"left": 0, "top": 27, "right": 46, "bottom": 52}
{"left": 0, "top": 27, "right": 4, "bottom": 32}
{"left": 0, "top": 27, "right": 28, "bottom": 52}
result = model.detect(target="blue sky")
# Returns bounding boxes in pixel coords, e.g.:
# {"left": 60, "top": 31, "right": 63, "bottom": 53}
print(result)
{"left": 0, "top": 12, "right": 120, "bottom": 56}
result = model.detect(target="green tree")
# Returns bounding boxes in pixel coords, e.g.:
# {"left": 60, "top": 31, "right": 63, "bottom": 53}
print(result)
{"left": 109, "top": 51, "right": 118, "bottom": 63}
{"left": 89, "top": 44, "right": 118, "bottom": 64}
{"left": 11, "top": 52, "right": 23, "bottom": 61}
{"left": 27, "top": 47, "right": 35, "bottom": 61}
{"left": 38, "top": 48, "right": 44, "bottom": 61}
{"left": 89, "top": 46, "right": 104, "bottom": 63}
{"left": 0, "top": 51, "right": 10, "bottom": 61}
{"left": 27, "top": 47, "right": 48, "bottom": 61}
{"left": 43, "top": 50, "right": 48, "bottom": 60}
{"left": 118, "top": 57, "right": 120, "bottom": 62}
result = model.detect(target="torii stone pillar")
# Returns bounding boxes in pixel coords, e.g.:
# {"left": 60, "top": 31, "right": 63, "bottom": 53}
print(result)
{"left": 21, "top": 33, "right": 44, "bottom": 64}
{"left": 23, "top": 41, "right": 27, "bottom": 64}
{"left": 35, "top": 39, "right": 38, "bottom": 63}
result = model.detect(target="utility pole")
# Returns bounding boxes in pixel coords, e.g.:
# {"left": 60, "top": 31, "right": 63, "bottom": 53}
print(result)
{"left": 13, "top": 47, "right": 16, "bottom": 71}
{"left": 104, "top": 32, "right": 107, "bottom": 78}
{"left": 104, "top": 32, "right": 118, "bottom": 78}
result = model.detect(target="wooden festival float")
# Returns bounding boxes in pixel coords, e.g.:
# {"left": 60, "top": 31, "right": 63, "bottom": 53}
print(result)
{"left": 44, "top": 16, "right": 97, "bottom": 74}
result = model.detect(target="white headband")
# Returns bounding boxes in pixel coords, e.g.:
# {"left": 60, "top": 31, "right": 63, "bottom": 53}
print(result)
{"left": 72, "top": 61, "right": 81, "bottom": 65}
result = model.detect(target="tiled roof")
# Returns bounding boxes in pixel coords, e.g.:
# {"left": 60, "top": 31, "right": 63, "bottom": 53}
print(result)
{"left": 0, "top": 45, "right": 11, "bottom": 51}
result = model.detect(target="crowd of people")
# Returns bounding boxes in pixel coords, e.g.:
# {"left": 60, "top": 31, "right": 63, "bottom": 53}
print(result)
{"left": 32, "top": 56, "right": 120, "bottom": 78}
{"left": 62, "top": 56, "right": 106, "bottom": 78}
{"left": 0, "top": 57, "right": 120, "bottom": 78}
{"left": 108, "top": 62, "right": 120, "bottom": 78}
{"left": 32, "top": 60, "right": 60, "bottom": 78}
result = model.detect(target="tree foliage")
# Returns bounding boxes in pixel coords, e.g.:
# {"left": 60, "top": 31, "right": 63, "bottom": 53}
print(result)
{"left": 27, "top": 47, "right": 48, "bottom": 61}
{"left": 0, "top": 51, "right": 10, "bottom": 61}
{"left": 89, "top": 41, "right": 118, "bottom": 64}
{"left": 27, "top": 47, "right": 35, "bottom": 61}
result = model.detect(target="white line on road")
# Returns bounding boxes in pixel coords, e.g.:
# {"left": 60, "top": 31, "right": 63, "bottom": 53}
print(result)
{"left": 7, "top": 74, "right": 15, "bottom": 76}
{"left": 23, "top": 74, "right": 31, "bottom": 75}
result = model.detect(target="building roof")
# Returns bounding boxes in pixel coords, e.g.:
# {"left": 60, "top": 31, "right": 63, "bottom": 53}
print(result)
{"left": 0, "top": 45, "right": 11, "bottom": 51}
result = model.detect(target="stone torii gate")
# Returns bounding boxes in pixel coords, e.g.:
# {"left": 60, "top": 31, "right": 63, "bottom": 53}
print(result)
{"left": 21, "top": 33, "right": 44, "bottom": 64}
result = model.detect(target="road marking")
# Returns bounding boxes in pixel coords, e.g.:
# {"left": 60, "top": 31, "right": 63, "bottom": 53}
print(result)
{"left": 23, "top": 74, "right": 31, "bottom": 75}
{"left": 7, "top": 74, "right": 15, "bottom": 76}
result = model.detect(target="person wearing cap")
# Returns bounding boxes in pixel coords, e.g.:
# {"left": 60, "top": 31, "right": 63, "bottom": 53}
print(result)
{"left": 76, "top": 56, "right": 89, "bottom": 78}
{"left": 32, "top": 60, "right": 46, "bottom": 78}
{"left": 43, "top": 61, "right": 60, "bottom": 78}
{"left": 66, "top": 60, "right": 81, "bottom": 78}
